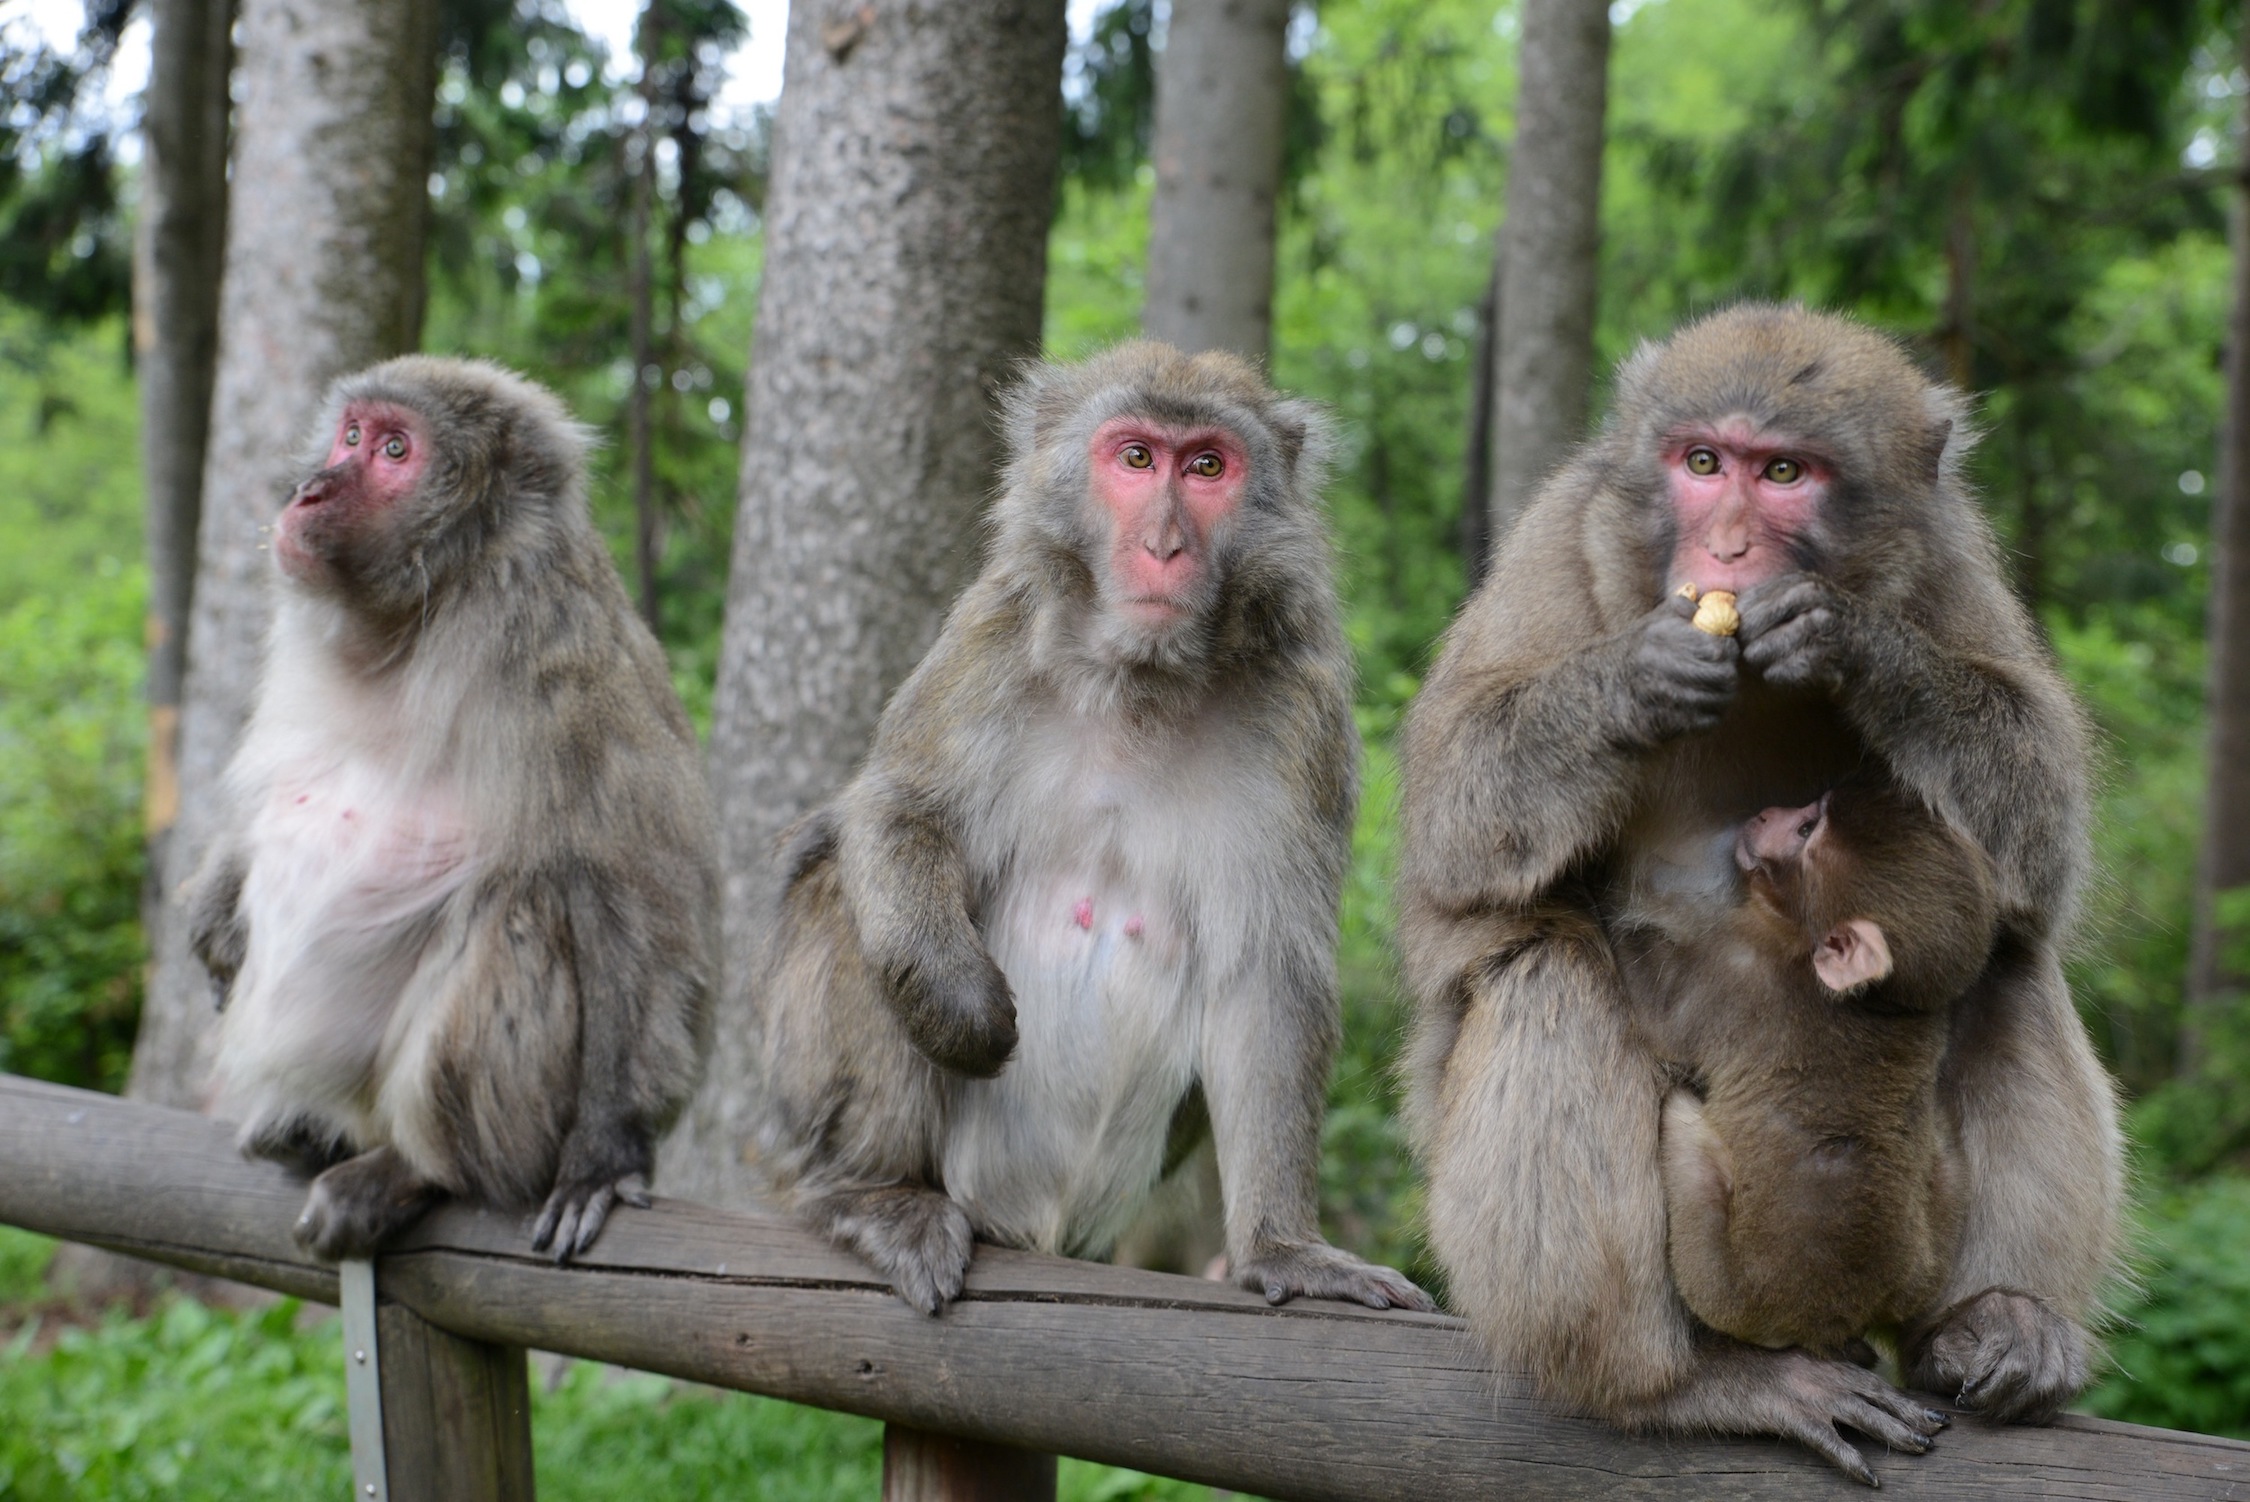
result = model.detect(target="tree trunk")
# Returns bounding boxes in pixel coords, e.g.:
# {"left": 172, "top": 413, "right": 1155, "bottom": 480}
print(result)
{"left": 128, "top": 0, "right": 441, "bottom": 1113}
{"left": 2184, "top": 0, "right": 2250, "bottom": 1071}
{"left": 1485, "top": 0, "right": 1609, "bottom": 542}
{"left": 1141, "top": 0, "right": 1290, "bottom": 363}
{"left": 627, "top": 104, "right": 662, "bottom": 634}
{"left": 1460, "top": 256, "right": 1499, "bottom": 587}
{"left": 664, "top": 0, "right": 1067, "bottom": 1208}
{"left": 133, "top": 0, "right": 234, "bottom": 891}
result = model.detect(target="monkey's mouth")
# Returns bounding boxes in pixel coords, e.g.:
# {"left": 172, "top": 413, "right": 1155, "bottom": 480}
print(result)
{"left": 1121, "top": 595, "right": 1191, "bottom": 625}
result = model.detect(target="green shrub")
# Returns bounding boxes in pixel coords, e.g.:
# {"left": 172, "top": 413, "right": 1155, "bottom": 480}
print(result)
{"left": 2083, "top": 1176, "right": 2250, "bottom": 1437}
{"left": 0, "top": 561, "right": 146, "bottom": 1091}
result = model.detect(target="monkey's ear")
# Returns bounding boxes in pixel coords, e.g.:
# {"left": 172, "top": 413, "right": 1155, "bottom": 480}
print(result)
{"left": 1813, "top": 919, "right": 1893, "bottom": 994}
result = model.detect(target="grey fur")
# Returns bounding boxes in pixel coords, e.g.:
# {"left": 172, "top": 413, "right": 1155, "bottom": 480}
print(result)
{"left": 189, "top": 356, "right": 716, "bottom": 1263}
{"left": 1399, "top": 305, "right": 2119, "bottom": 1484}
{"left": 742, "top": 342, "right": 1430, "bottom": 1315}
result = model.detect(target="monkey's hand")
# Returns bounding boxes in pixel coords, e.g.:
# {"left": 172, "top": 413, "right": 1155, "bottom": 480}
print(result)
{"left": 884, "top": 942, "right": 1019, "bottom": 1078}
{"left": 1613, "top": 594, "right": 1741, "bottom": 745}
{"left": 1905, "top": 1288, "right": 2088, "bottom": 1423}
{"left": 1737, "top": 572, "right": 1855, "bottom": 694}
{"left": 532, "top": 1131, "right": 655, "bottom": 1263}
{"left": 186, "top": 851, "right": 250, "bottom": 1010}
{"left": 1232, "top": 1239, "right": 1435, "bottom": 1313}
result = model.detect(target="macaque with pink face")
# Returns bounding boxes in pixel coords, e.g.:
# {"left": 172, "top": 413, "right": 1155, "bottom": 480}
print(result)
{"left": 1401, "top": 305, "right": 2119, "bottom": 1483}
{"left": 741, "top": 342, "right": 1429, "bottom": 1317}
{"left": 191, "top": 357, "right": 715, "bottom": 1265}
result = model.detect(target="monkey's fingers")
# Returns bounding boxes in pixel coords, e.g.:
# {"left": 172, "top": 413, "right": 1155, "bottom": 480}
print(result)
{"left": 1791, "top": 1424, "right": 1879, "bottom": 1489}
{"left": 1934, "top": 1291, "right": 2083, "bottom": 1422}
{"left": 811, "top": 1185, "right": 974, "bottom": 1317}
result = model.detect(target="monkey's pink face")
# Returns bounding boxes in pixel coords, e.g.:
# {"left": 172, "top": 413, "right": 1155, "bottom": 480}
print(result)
{"left": 1735, "top": 791, "right": 1829, "bottom": 878}
{"left": 1736, "top": 793, "right": 1894, "bottom": 993}
{"left": 1663, "top": 417, "right": 1828, "bottom": 596}
{"left": 1088, "top": 417, "right": 1247, "bottom": 629}
{"left": 276, "top": 401, "right": 431, "bottom": 583}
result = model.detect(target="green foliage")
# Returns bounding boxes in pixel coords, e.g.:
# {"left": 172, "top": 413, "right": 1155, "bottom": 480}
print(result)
{"left": 0, "top": 1288, "right": 351, "bottom": 1499}
{"left": 0, "top": 559, "right": 145, "bottom": 1091}
{"left": 2054, "top": 606, "right": 2207, "bottom": 1096}
{"left": 2084, "top": 1176, "right": 2250, "bottom": 1437}
{"left": 0, "top": 6, "right": 133, "bottom": 326}
{"left": 1324, "top": 740, "right": 1432, "bottom": 1289}
{"left": 0, "top": 1227, "right": 56, "bottom": 1307}
{"left": 419, "top": 3, "right": 762, "bottom": 724}
{"left": 0, "top": 308, "right": 142, "bottom": 611}
{"left": 1062, "top": 0, "right": 1158, "bottom": 190}
{"left": 0, "top": 1227, "right": 1215, "bottom": 1501}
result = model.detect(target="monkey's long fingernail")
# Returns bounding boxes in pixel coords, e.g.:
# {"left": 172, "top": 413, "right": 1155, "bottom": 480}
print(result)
{"left": 1265, "top": 1281, "right": 1286, "bottom": 1303}
{"left": 1925, "top": 1409, "right": 1948, "bottom": 1427}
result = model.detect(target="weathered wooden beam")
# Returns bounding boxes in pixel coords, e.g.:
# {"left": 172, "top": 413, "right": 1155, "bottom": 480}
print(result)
{"left": 881, "top": 1424, "right": 1056, "bottom": 1502}
{"left": 341, "top": 1257, "right": 537, "bottom": 1502}
{"left": 4, "top": 1074, "right": 2247, "bottom": 1501}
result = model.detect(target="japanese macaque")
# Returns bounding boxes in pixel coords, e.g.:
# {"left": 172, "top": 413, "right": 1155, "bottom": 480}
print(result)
{"left": 744, "top": 341, "right": 1430, "bottom": 1317}
{"left": 1400, "top": 304, "right": 2119, "bottom": 1484}
{"left": 190, "top": 357, "right": 716, "bottom": 1263}
{"left": 1607, "top": 776, "right": 1998, "bottom": 1356}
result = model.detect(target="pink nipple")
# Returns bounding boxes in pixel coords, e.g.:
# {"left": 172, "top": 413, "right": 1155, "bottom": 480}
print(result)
{"left": 1072, "top": 897, "right": 1094, "bottom": 931}
{"left": 1124, "top": 914, "right": 1145, "bottom": 939}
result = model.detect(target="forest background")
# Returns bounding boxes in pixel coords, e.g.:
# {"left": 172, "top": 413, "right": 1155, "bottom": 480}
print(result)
{"left": 2, "top": 0, "right": 2248, "bottom": 1495}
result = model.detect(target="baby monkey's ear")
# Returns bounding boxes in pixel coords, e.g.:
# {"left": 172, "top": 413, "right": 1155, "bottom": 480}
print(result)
{"left": 1813, "top": 918, "right": 1893, "bottom": 994}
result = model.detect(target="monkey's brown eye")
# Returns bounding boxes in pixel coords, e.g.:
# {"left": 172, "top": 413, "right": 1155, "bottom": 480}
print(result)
{"left": 1121, "top": 444, "right": 1154, "bottom": 470}
{"left": 1187, "top": 452, "right": 1223, "bottom": 478}
{"left": 1685, "top": 447, "right": 1720, "bottom": 476}
{"left": 345, "top": 424, "right": 362, "bottom": 446}
{"left": 1765, "top": 456, "right": 1803, "bottom": 484}
{"left": 383, "top": 436, "right": 407, "bottom": 460}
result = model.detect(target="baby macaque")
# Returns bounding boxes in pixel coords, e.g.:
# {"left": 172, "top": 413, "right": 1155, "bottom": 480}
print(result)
{"left": 1610, "top": 777, "right": 2000, "bottom": 1354}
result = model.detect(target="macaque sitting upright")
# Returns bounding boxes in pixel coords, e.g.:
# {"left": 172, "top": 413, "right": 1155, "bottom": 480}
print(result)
{"left": 191, "top": 357, "right": 716, "bottom": 1264}
{"left": 1607, "top": 776, "right": 2001, "bottom": 1355}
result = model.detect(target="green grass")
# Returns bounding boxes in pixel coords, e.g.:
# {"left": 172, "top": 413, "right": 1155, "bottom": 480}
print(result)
{"left": 0, "top": 1227, "right": 1215, "bottom": 1502}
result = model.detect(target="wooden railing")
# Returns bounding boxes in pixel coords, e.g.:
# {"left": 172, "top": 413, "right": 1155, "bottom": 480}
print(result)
{"left": 2, "top": 1073, "right": 2245, "bottom": 1500}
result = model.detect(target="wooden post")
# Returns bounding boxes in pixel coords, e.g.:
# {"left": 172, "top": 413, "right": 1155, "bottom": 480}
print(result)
{"left": 882, "top": 1424, "right": 1056, "bottom": 1502}
{"left": 341, "top": 1257, "right": 537, "bottom": 1502}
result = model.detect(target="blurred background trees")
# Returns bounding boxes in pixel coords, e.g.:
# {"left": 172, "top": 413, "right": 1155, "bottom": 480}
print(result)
{"left": 1, "top": 0, "right": 2248, "bottom": 1479}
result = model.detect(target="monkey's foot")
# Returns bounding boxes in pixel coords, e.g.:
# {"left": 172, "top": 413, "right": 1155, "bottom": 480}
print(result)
{"left": 1906, "top": 1288, "right": 2087, "bottom": 1423}
{"left": 296, "top": 1147, "right": 443, "bottom": 1261}
{"left": 532, "top": 1171, "right": 652, "bottom": 1264}
{"left": 1233, "top": 1240, "right": 1435, "bottom": 1312}
{"left": 807, "top": 1184, "right": 974, "bottom": 1316}
{"left": 1627, "top": 1346, "right": 1948, "bottom": 1488}
{"left": 240, "top": 1112, "right": 352, "bottom": 1179}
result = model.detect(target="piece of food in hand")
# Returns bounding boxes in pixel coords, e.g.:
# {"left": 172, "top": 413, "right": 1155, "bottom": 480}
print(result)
{"left": 1690, "top": 588, "right": 1740, "bottom": 636}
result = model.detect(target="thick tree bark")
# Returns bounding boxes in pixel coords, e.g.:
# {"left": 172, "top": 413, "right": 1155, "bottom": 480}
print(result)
{"left": 1460, "top": 257, "right": 1499, "bottom": 587}
{"left": 1141, "top": 0, "right": 1290, "bottom": 363}
{"left": 128, "top": 0, "right": 441, "bottom": 1112}
{"left": 2184, "top": 1, "right": 2250, "bottom": 1070}
{"left": 627, "top": 110, "right": 661, "bottom": 634}
{"left": 664, "top": 0, "right": 1067, "bottom": 1207}
{"left": 134, "top": 0, "right": 234, "bottom": 882}
{"left": 1485, "top": 0, "right": 1608, "bottom": 542}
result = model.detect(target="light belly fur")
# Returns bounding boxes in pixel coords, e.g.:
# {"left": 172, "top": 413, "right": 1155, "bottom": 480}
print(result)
{"left": 941, "top": 866, "right": 1203, "bottom": 1258}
